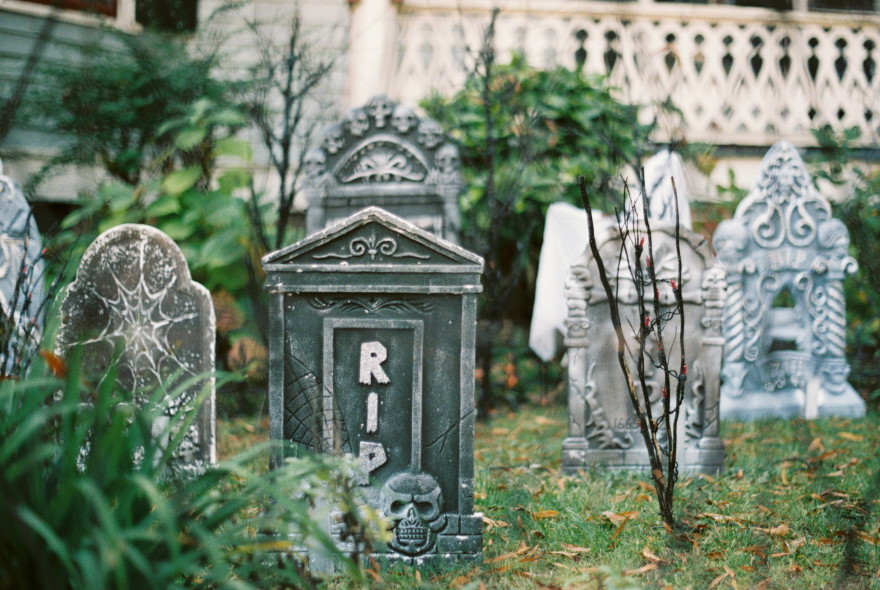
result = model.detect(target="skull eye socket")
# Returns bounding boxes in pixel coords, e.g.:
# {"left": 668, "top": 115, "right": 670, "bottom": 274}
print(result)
{"left": 390, "top": 500, "right": 406, "bottom": 513}
{"left": 415, "top": 501, "right": 434, "bottom": 514}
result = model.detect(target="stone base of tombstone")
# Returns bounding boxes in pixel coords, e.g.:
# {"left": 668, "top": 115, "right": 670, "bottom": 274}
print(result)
{"left": 720, "top": 386, "right": 865, "bottom": 421}
{"left": 562, "top": 438, "right": 725, "bottom": 474}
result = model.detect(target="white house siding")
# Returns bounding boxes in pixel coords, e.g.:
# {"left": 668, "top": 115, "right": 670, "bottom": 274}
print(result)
{"left": 0, "top": 7, "right": 127, "bottom": 201}
{"left": 197, "top": 0, "right": 351, "bottom": 210}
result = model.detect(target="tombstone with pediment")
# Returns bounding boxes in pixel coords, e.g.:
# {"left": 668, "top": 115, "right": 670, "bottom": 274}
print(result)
{"left": 56, "top": 224, "right": 216, "bottom": 475}
{"left": 304, "top": 95, "right": 461, "bottom": 242}
{"left": 561, "top": 218, "right": 725, "bottom": 473}
{"left": 263, "top": 207, "right": 483, "bottom": 566}
{"left": 714, "top": 141, "right": 864, "bottom": 420}
{"left": 0, "top": 161, "right": 46, "bottom": 375}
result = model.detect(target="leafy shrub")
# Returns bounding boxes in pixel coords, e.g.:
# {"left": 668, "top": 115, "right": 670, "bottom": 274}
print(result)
{"left": 423, "top": 52, "right": 652, "bottom": 411}
{"left": 27, "top": 30, "right": 239, "bottom": 187}
{"left": 424, "top": 54, "right": 651, "bottom": 322}
{"left": 0, "top": 353, "right": 370, "bottom": 589}
{"left": 810, "top": 125, "right": 880, "bottom": 407}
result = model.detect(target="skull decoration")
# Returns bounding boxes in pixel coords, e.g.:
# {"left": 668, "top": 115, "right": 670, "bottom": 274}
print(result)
{"left": 303, "top": 147, "right": 327, "bottom": 178}
{"left": 367, "top": 94, "right": 394, "bottom": 128}
{"left": 345, "top": 108, "right": 370, "bottom": 137}
{"left": 713, "top": 219, "right": 749, "bottom": 270}
{"left": 417, "top": 119, "right": 444, "bottom": 150}
{"left": 433, "top": 143, "right": 461, "bottom": 181}
{"left": 391, "top": 104, "right": 418, "bottom": 134}
{"left": 380, "top": 472, "right": 445, "bottom": 556}
{"left": 323, "top": 124, "right": 345, "bottom": 154}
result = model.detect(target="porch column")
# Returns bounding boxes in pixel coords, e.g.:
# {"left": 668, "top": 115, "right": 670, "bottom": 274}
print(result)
{"left": 345, "top": 0, "right": 400, "bottom": 108}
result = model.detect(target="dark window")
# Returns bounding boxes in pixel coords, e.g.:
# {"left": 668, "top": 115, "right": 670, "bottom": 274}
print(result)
{"left": 136, "top": 0, "right": 197, "bottom": 32}
{"left": 810, "top": 0, "right": 874, "bottom": 11}
{"left": 734, "top": 0, "right": 793, "bottom": 9}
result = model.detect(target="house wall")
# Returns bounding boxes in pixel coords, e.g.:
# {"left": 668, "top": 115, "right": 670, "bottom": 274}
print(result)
{"left": 197, "top": 0, "right": 351, "bottom": 210}
{"left": 0, "top": 6, "right": 129, "bottom": 202}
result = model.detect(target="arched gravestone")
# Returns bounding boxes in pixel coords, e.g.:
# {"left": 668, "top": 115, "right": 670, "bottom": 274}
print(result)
{"left": 714, "top": 141, "right": 864, "bottom": 420}
{"left": 562, "top": 220, "right": 725, "bottom": 473}
{"left": 304, "top": 94, "right": 461, "bottom": 242}
{"left": 56, "top": 224, "right": 216, "bottom": 473}
{"left": 0, "top": 162, "right": 46, "bottom": 373}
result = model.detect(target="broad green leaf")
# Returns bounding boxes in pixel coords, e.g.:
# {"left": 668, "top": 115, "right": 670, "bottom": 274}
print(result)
{"left": 175, "top": 126, "right": 207, "bottom": 151}
{"left": 146, "top": 195, "right": 180, "bottom": 217}
{"left": 162, "top": 166, "right": 202, "bottom": 195}
{"left": 214, "top": 137, "right": 252, "bottom": 162}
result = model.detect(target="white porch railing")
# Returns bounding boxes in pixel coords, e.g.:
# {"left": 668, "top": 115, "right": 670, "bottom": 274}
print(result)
{"left": 390, "top": 1, "right": 880, "bottom": 147}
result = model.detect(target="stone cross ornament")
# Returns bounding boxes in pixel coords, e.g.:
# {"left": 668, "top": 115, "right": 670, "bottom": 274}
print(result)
{"left": 263, "top": 207, "right": 483, "bottom": 566}
{"left": 713, "top": 141, "right": 864, "bottom": 419}
{"left": 562, "top": 220, "right": 725, "bottom": 473}
{"left": 304, "top": 95, "right": 462, "bottom": 242}
{"left": 56, "top": 224, "right": 216, "bottom": 475}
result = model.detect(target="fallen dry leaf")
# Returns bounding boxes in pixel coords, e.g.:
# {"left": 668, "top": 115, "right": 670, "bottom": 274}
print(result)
{"left": 807, "top": 437, "right": 824, "bottom": 453}
{"left": 642, "top": 546, "right": 670, "bottom": 565}
{"left": 481, "top": 516, "right": 510, "bottom": 530}
{"left": 483, "top": 541, "right": 531, "bottom": 564}
{"left": 622, "top": 563, "right": 658, "bottom": 576}
{"left": 696, "top": 512, "right": 746, "bottom": 526}
{"left": 708, "top": 571, "right": 729, "bottom": 588}
{"left": 838, "top": 432, "right": 864, "bottom": 442}
{"left": 756, "top": 524, "right": 791, "bottom": 537}
{"left": 39, "top": 350, "right": 67, "bottom": 378}
{"left": 602, "top": 510, "right": 639, "bottom": 527}
{"left": 560, "top": 543, "right": 591, "bottom": 554}
{"left": 532, "top": 509, "right": 560, "bottom": 520}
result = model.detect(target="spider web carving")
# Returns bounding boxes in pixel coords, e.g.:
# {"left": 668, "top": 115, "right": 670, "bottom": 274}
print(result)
{"left": 283, "top": 351, "right": 351, "bottom": 455}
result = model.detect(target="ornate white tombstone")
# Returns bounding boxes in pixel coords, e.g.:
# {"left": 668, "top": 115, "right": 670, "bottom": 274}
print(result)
{"left": 56, "top": 224, "right": 216, "bottom": 474}
{"left": 562, "top": 219, "right": 725, "bottom": 473}
{"left": 714, "top": 141, "right": 864, "bottom": 420}
{"left": 263, "top": 207, "right": 483, "bottom": 566}
{"left": 0, "top": 160, "right": 46, "bottom": 374}
{"left": 304, "top": 95, "right": 461, "bottom": 242}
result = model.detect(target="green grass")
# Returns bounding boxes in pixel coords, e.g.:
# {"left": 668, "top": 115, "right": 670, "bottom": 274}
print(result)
{"left": 223, "top": 406, "right": 880, "bottom": 589}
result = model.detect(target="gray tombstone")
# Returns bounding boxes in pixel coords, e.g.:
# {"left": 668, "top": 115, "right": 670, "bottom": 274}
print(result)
{"left": 562, "top": 219, "right": 725, "bottom": 473}
{"left": 304, "top": 95, "right": 461, "bottom": 242}
{"left": 263, "top": 207, "right": 483, "bottom": 566}
{"left": 0, "top": 161, "right": 46, "bottom": 373}
{"left": 714, "top": 141, "right": 864, "bottom": 420}
{"left": 56, "top": 224, "right": 216, "bottom": 474}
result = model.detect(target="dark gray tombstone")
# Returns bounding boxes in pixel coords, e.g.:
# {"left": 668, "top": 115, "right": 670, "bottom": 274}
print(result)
{"left": 304, "top": 95, "right": 461, "bottom": 242}
{"left": 562, "top": 220, "right": 724, "bottom": 473}
{"left": 56, "top": 224, "right": 216, "bottom": 474}
{"left": 263, "top": 207, "right": 483, "bottom": 566}
{"left": 0, "top": 160, "right": 46, "bottom": 373}
{"left": 714, "top": 141, "right": 864, "bottom": 420}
